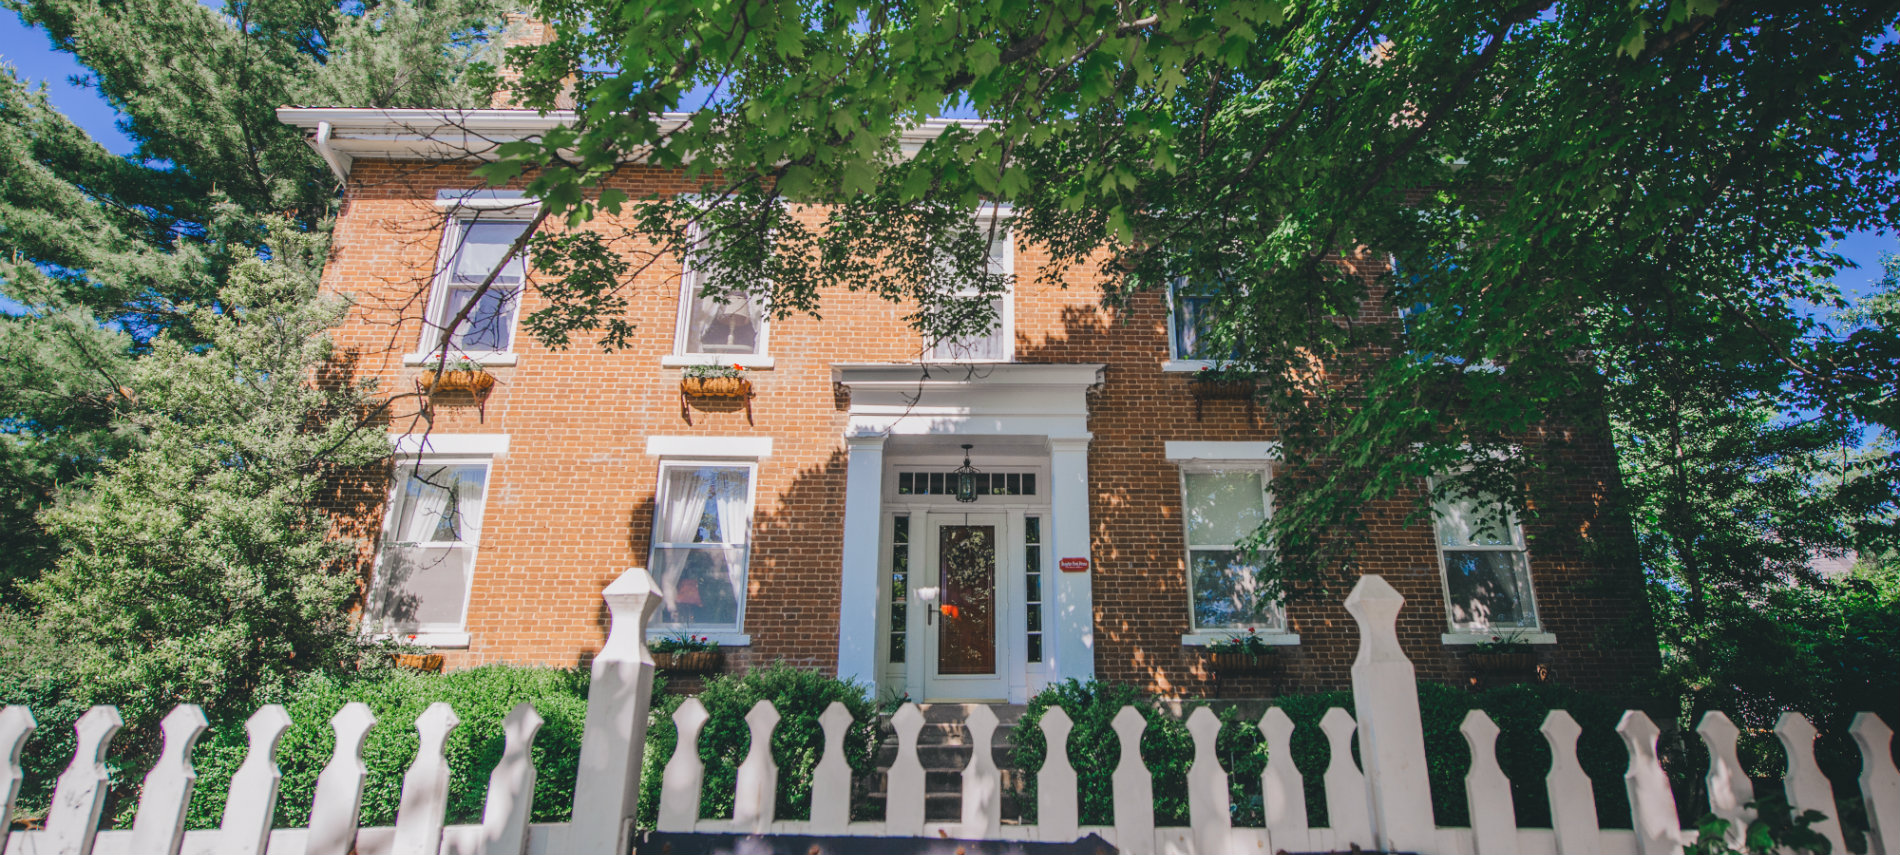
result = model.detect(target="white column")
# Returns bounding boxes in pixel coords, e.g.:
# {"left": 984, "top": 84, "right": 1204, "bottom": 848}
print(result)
{"left": 836, "top": 433, "right": 887, "bottom": 690}
{"left": 1048, "top": 436, "right": 1095, "bottom": 684}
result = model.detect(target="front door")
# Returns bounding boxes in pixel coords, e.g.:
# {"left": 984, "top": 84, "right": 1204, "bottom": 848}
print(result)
{"left": 922, "top": 513, "right": 1010, "bottom": 700}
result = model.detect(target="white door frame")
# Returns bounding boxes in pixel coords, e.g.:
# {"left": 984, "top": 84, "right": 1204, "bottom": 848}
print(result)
{"left": 903, "top": 509, "right": 1023, "bottom": 702}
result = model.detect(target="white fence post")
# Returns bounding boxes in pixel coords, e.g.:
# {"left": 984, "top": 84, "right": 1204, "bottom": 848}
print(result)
{"left": 810, "top": 702, "right": 854, "bottom": 834}
{"left": 1038, "top": 706, "right": 1079, "bottom": 843}
{"left": 129, "top": 704, "right": 206, "bottom": 855}
{"left": 392, "top": 702, "right": 459, "bottom": 855}
{"left": 1541, "top": 710, "right": 1600, "bottom": 855}
{"left": 307, "top": 702, "right": 376, "bottom": 855}
{"left": 0, "top": 706, "right": 33, "bottom": 834}
{"left": 1319, "top": 707, "right": 1372, "bottom": 850}
{"left": 732, "top": 700, "right": 780, "bottom": 833}
{"left": 1260, "top": 707, "right": 1305, "bottom": 851}
{"left": 1775, "top": 713, "right": 1845, "bottom": 855}
{"left": 1462, "top": 710, "right": 1518, "bottom": 855}
{"left": 1617, "top": 711, "right": 1679, "bottom": 855}
{"left": 42, "top": 705, "right": 121, "bottom": 855}
{"left": 1111, "top": 706, "right": 1154, "bottom": 855}
{"left": 1698, "top": 711, "right": 1753, "bottom": 849}
{"left": 480, "top": 702, "right": 544, "bottom": 855}
{"left": 658, "top": 698, "right": 709, "bottom": 832}
{"left": 1344, "top": 574, "right": 1436, "bottom": 854}
{"left": 1852, "top": 713, "right": 1899, "bottom": 855}
{"left": 886, "top": 703, "right": 926, "bottom": 837}
{"left": 1185, "top": 707, "right": 1232, "bottom": 855}
{"left": 565, "top": 566, "right": 664, "bottom": 854}
{"left": 961, "top": 704, "right": 1002, "bottom": 840}
{"left": 219, "top": 704, "right": 292, "bottom": 855}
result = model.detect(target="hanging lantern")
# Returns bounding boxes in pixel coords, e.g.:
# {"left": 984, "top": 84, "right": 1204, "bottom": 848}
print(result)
{"left": 953, "top": 444, "right": 980, "bottom": 503}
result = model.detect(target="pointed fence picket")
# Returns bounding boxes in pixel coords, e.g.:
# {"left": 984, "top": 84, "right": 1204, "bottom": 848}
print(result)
{"left": 3, "top": 569, "right": 1897, "bottom": 855}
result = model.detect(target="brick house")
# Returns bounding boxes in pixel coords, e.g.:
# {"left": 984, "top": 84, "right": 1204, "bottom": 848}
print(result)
{"left": 279, "top": 106, "right": 1657, "bottom": 703}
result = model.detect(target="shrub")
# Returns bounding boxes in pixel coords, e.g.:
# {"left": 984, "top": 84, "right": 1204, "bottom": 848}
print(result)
{"left": 1010, "top": 680, "right": 1636, "bottom": 831}
{"left": 637, "top": 664, "right": 879, "bottom": 828}
{"left": 179, "top": 664, "right": 595, "bottom": 829}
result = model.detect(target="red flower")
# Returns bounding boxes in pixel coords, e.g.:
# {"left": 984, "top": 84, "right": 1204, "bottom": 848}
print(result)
{"left": 1247, "top": 627, "right": 1257, "bottom": 635}
{"left": 732, "top": 363, "right": 743, "bottom": 371}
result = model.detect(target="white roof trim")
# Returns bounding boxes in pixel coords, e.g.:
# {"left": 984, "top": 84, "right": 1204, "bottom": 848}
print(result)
{"left": 390, "top": 433, "right": 511, "bottom": 456}
{"left": 277, "top": 108, "right": 993, "bottom": 181}
{"left": 1164, "top": 441, "right": 1281, "bottom": 462}
{"left": 646, "top": 435, "right": 774, "bottom": 458}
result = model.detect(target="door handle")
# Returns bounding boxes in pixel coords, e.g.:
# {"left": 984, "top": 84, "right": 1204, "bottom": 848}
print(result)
{"left": 916, "top": 587, "right": 940, "bottom": 625}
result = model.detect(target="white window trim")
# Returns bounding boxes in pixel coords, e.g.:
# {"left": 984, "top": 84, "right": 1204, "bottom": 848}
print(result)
{"left": 925, "top": 210, "right": 1015, "bottom": 363}
{"left": 419, "top": 208, "right": 534, "bottom": 360}
{"left": 645, "top": 435, "right": 773, "bottom": 458}
{"left": 1177, "top": 459, "right": 1288, "bottom": 635}
{"left": 432, "top": 188, "right": 542, "bottom": 216}
{"left": 365, "top": 453, "right": 498, "bottom": 647}
{"left": 673, "top": 220, "right": 773, "bottom": 360}
{"left": 1164, "top": 278, "right": 1248, "bottom": 371}
{"left": 391, "top": 432, "right": 510, "bottom": 457}
{"left": 1429, "top": 475, "right": 1544, "bottom": 635}
{"left": 647, "top": 457, "right": 761, "bottom": 643}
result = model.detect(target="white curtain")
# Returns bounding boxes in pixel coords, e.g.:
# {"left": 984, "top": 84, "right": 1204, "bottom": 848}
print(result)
{"left": 399, "top": 472, "right": 453, "bottom": 543}
{"left": 452, "top": 473, "right": 485, "bottom": 542}
{"left": 453, "top": 221, "right": 526, "bottom": 284}
{"left": 658, "top": 467, "right": 717, "bottom": 621}
{"left": 711, "top": 469, "right": 750, "bottom": 608}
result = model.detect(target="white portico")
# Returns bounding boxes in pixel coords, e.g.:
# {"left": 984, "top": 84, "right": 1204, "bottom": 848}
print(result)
{"left": 833, "top": 363, "right": 1103, "bottom": 703}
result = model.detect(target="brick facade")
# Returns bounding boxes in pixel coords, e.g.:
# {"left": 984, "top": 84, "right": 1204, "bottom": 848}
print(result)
{"left": 315, "top": 153, "right": 1658, "bottom": 699}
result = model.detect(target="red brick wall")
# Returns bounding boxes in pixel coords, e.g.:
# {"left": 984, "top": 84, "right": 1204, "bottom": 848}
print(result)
{"left": 321, "top": 159, "right": 1658, "bottom": 695}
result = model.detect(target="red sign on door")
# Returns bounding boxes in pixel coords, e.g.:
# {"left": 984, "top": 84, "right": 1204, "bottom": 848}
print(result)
{"left": 1058, "top": 557, "right": 1090, "bottom": 573}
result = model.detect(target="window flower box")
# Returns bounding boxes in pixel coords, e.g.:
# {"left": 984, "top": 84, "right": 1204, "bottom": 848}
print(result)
{"left": 679, "top": 364, "right": 755, "bottom": 424}
{"left": 1206, "top": 627, "right": 1280, "bottom": 674}
{"left": 1187, "top": 365, "right": 1256, "bottom": 418}
{"left": 391, "top": 652, "right": 445, "bottom": 672}
{"left": 417, "top": 364, "right": 498, "bottom": 396}
{"left": 1467, "top": 632, "right": 1539, "bottom": 673}
{"left": 651, "top": 633, "right": 723, "bottom": 673}
{"left": 1208, "top": 651, "right": 1280, "bottom": 674}
{"left": 652, "top": 650, "right": 723, "bottom": 673}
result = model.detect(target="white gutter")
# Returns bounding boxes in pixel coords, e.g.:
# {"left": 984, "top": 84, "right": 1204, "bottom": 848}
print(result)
{"left": 309, "top": 120, "right": 354, "bottom": 184}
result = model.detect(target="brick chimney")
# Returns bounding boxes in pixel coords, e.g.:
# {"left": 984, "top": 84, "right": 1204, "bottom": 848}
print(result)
{"left": 492, "top": 13, "right": 563, "bottom": 109}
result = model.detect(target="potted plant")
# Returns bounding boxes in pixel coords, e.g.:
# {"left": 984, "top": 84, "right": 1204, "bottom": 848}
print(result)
{"left": 417, "top": 357, "right": 498, "bottom": 396}
{"left": 680, "top": 363, "right": 752, "bottom": 398}
{"left": 1188, "top": 364, "right": 1256, "bottom": 397}
{"left": 651, "top": 633, "right": 722, "bottom": 673}
{"left": 1467, "top": 631, "right": 1538, "bottom": 673}
{"left": 1206, "top": 627, "right": 1279, "bottom": 673}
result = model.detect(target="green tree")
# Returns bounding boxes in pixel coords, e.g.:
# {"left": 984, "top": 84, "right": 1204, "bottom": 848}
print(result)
{"left": 475, "top": 0, "right": 1898, "bottom": 601}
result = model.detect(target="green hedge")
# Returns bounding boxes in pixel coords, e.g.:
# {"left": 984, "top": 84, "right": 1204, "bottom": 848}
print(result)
{"left": 1009, "top": 679, "right": 1635, "bottom": 830}
{"left": 181, "top": 665, "right": 595, "bottom": 830}
{"left": 637, "top": 664, "right": 880, "bottom": 826}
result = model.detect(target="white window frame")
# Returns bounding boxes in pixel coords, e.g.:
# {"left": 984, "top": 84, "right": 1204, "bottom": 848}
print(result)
{"left": 365, "top": 453, "right": 497, "bottom": 648}
{"left": 1173, "top": 459, "right": 1297, "bottom": 644}
{"left": 925, "top": 209, "right": 1014, "bottom": 363}
{"left": 670, "top": 220, "right": 774, "bottom": 367}
{"left": 646, "top": 457, "right": 760, "bottom": 646}
{"left": 1163, "top": 278, "right": 1249, "bottom": 373}
{"left": 1429, "top": 476, "right": 1550, "bottom": 641}
{"left": 414, "top": 209, "right": 534, "bottom": 366}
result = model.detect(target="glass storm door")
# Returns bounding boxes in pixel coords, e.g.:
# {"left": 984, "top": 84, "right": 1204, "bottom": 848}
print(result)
{"left": 922, "top": 514, "right": 1010, "bottom": 700}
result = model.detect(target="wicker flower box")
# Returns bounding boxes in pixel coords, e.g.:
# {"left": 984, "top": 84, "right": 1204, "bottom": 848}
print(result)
{"left": 391, "top": 653, "right": 445, "bottom": 672}
{"left": 680, "top": 376, "right": 752, "bottom": 398}
{"left": 1208, "top": 651, "right": 1280, "bottom": 674}
{"left": 417, "top": 368, "right": 497, "bottom": 396}
{"left": 652, "top": 650, "right": 722, "bottom": 673}
{"left": 1468, "top": 651, "right": 1538, "bottom": 673}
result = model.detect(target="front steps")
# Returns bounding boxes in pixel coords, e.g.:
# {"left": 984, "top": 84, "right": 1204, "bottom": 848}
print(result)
{"left": 864, "top": 703, "right": 1030, "bottom": 822}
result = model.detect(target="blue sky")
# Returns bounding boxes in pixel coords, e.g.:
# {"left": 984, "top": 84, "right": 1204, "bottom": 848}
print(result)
{"left": 5, "top": 10, "right": 1896, "bottom": 302}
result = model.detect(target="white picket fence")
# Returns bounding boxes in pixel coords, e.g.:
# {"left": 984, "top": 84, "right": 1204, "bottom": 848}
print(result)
{"left": 2, "top": 570, "right": 1897, "bottom": 855}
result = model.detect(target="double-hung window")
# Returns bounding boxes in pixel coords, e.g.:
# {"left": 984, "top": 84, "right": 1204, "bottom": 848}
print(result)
{"left": 426, "top": 216, "right": 529, "bottom": 355}
{"left": 1433, "top": 484, "right": 1539, "bottom": 632}
{"left": 675, "top": 223, "right": 769, "bottom": 359}
{"left": 367, "top": 457, "right": 493, "bottom": 640}
{"left": 1180, "top": 464, "right": 1283, "bottom": 631}
{"left": 927, "top": 214, "right": 1012, "bottom": 362}
{"left": 1169, "top": 280, "right": 1225, "bottom": 361}
{"left": 649, "top": 460, "right": 757, "bottom": 635}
